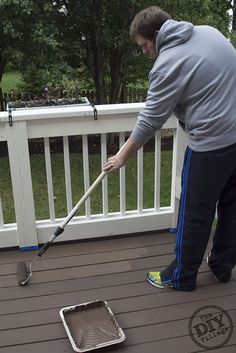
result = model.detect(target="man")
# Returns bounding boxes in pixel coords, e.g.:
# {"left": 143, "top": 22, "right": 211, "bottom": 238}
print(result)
{"left": 104, "top": 6, "right": 236, "bottom": 291}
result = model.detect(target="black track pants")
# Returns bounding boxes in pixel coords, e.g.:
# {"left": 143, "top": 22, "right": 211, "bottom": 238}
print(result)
{"left": 161, "top": 143, "right": 236, "bottom": 291}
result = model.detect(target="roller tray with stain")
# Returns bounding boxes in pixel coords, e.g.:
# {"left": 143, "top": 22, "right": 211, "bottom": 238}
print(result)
{"left": 60, "top": 300, "right": 126, "bottom": 352}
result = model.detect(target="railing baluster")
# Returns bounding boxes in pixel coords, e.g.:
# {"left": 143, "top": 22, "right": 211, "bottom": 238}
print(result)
{"left": 119, "top": 132, "right": 126, "bottom": 215}
{"left": 101, "top": 133, "right": 108, "bottom": 216}
{"left": 0, "top": 196, "right": 4, "bottom": 228}
{"left": 44, "top": 137, "right": 55, "bottom": 222}
{"left": 82, "top": 134, "right": 91, "bottom": 218}
{"left": 63, "top": 136, "right": 73, "bottom": 213}
{"left": 137, "top": 147, "right": 143, "bottom": 213}
{"left": 154, "top": 131, "right": 161, "bottom": 211}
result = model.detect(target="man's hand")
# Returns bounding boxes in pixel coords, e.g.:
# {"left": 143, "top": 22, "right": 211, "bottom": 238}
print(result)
{"left": 103, "top": 154, "right": 126, "bottom": 172}
{"left": 103, "top": 137, "right": 143, "bottom": 173}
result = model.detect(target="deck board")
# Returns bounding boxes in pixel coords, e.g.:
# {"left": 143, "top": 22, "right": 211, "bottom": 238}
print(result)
{"left": 0, "top": 231, "right": 235, "bottom": 353}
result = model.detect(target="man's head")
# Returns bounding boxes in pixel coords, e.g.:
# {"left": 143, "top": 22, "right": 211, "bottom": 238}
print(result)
{"left": 130, "top": 6, "right": 172, "bottom": 56}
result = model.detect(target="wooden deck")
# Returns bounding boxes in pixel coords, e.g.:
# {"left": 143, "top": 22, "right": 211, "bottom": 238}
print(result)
{"left": 0, "top": 231, "right": 235, "bottom": 353}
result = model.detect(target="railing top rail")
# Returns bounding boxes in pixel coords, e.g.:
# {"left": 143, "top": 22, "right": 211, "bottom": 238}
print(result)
{"left": 0, "top": 102, "right": 146, "bottom": 123}
{"left": 0, "top": 102, "right": 178, "bottom": 130}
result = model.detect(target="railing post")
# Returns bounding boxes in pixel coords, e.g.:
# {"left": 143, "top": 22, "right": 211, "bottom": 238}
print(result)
{"left": 172, "top": 122, "right": 188, "bottom": 228}
{"left": 6, "top": 121, "right": 38, "bottom": 249}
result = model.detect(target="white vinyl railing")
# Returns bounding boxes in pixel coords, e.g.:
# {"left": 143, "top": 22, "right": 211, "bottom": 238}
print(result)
{"left": 0, "top": 103, "right": 187, "bottom": 249}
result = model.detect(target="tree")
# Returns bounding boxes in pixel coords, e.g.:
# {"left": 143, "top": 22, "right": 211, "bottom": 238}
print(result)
{"left": 53, "top": 0, "right": 155, "bottom": 104}
{"left": 1, "top": 0, "right": 232, "bottom": 102}
{"left": 0, "top": 0, "right": 60, "bottom": 86}
{"left": 156, "top": 0, "right": 232, "bottom": 34}
{"left": 53, "top": 0, "right": 232, "bottom": 104}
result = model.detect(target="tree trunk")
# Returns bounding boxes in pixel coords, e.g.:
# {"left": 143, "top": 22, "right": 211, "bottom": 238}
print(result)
{"left": 110, "top": 48, "right": 125, "bottom": 103}
{"left": 92, "top": 50, "right": 107, "bottom": 104}
{"left": 0, "top": 87, "right": 4, "bottom": 111}
{"left": 0, "top": 55, "right": 5, "bottom": 83}
{"left": 0, "top": 56, "right": 6, "bottom": 111}
{"left": 90, "top": 0, "right": 107, "bottom": 104}
{"left": 232, "top": 0, "right": 236, "bottom": 31}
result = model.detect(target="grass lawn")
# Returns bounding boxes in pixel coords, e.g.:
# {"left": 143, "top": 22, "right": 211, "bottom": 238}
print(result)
{"left": 1, "top": 71, "right": 24, "bottom": 93}
{"left": 0, "top": 151, "right": 172, "bottom": 223}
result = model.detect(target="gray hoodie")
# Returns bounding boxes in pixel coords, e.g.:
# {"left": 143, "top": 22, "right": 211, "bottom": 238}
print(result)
{"left": 131, "top": 20, "right": 236, "bottom": 151}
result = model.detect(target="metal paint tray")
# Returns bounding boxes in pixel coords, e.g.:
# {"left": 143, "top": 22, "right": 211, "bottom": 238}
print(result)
{"left": 60, "top": 300, "right": 126, "bottom": 352}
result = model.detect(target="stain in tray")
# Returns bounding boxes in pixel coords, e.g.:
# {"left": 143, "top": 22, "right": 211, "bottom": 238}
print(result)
{"left": 63, "top": 302, "right": 123, "bottom": 351}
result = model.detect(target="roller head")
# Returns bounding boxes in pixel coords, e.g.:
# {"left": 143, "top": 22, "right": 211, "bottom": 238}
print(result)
{"left": 17, "top": 262, "right": 29, "bottom": 286}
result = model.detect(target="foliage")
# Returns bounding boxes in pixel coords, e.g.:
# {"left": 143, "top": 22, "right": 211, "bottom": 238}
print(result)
{"left": 51, "top": 0, "right": 232, "bottom": 104}
{"left": 0, "top": 0, "right": 233, "bottom": 100}
{"left": 20, "top": 63, "right": 75, "bottom": 96}
{"left": 160, "top": 0, "right": 232, "bottom": 35}
{"left": 0, "top": 0, "right": 61, "bottom": 87}
{"left": 52, "top": 0, "right": 157, "bottom": 103}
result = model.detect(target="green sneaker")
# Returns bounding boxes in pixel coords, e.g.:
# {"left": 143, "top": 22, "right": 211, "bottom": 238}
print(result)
{"left": 147, "top": 271, "right": 174, "bottom": 289}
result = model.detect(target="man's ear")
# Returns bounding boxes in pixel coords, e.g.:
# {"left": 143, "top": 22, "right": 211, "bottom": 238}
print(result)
{"left": 155, "top": 30, "right": 159, "bottom": 40}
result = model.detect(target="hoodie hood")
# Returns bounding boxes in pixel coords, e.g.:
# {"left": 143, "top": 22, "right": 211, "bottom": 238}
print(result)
{"left": 156, "top": 19, "right": 193, "bottom": 54}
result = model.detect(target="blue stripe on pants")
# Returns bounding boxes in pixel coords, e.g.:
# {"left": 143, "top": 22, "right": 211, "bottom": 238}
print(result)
{"left": 173, "top": 147, "right": 192, "bottom": 289}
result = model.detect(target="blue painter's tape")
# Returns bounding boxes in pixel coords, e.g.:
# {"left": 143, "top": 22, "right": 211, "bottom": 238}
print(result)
{"left": 20, "top": 246, "right": 39, "bottom": 251}
{"left": 169, "top": 227, "right": 177, "bottom": 233}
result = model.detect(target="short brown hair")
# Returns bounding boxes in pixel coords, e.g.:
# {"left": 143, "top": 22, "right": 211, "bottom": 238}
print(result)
{"left": 130, "top": 6, "right": 172, "bottom": 41}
